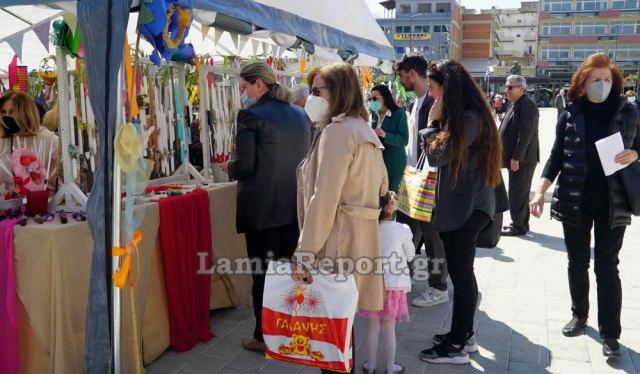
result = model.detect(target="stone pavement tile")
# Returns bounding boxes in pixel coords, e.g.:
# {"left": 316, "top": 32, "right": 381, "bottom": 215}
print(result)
{"left": 258, "top": 362, "right": 302, "bottom": 373}
{"left": 584, "top": 334, "right": 637, "bottom": 374}
{"left": 217, "top": 369, "right": 253, "bottom": 374}
{"left": 507, "top": 361, "right": 550, "bottom": 374}
{"left": 146, "top": 357, "right": 189, "bottom": 374}
{"left": 422, "top": 363, "right": 467, "bottom": 373}
{"left": 213, "top": 308, "right": 253, "bottom": 323}
{"left": 210, "top": 320, "right": 243, "bottom": 337}
{"left": 396, "top": 338, "right": 426, "bottom": 360}
{"left": 225, "top": 350, "right": 269, "bottom": 372}
{"left": 181, "top": 355, "right": 230, "bottom": 374}
{"left": 550, "top": 359, "right": 594, "bottom": 374}
{"left": 164, "top": 343, "right": 211, "bottom": 363}
{"left": 547, "top": 320, "right": 591, "bottom": 362}
{"left": 204, "top": 334, "right": 245, "bottom": 360}
{"left": 466, "top": 358, "right": 508, "bottom": 374}
{"left": 509, "top": 330, "right": 550, "bottom": 366}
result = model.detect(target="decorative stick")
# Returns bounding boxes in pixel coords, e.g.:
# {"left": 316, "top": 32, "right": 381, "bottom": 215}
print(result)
{"left": 44, "top": 139, "right": 54, "bottom": 190}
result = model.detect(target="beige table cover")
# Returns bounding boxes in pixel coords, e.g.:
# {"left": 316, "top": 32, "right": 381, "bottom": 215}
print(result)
{"left": 13, "top": 182, "right": 251, "bottom": 373}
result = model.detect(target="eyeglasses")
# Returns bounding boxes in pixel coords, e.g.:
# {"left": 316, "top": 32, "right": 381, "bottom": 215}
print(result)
{"left": 311, "top": 86, "right": 327, "bottom": 96}
{"left": 505, "top": 85, "right": 521, "bottom": 91}
{"left": 368, "top": 96, "right": 382, "bottom": 102}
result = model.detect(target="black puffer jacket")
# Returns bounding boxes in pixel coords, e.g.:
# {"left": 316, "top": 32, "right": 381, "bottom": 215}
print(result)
{"left": 541, "top": 96, "right": 640, "bottom": 228}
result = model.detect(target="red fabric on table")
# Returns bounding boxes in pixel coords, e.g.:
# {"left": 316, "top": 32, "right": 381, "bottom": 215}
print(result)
{"left": 158, "top": 189, "right": 214, "bottom": 351}
{"left": 0, "top": 219, "right": 18, "bottom": 374}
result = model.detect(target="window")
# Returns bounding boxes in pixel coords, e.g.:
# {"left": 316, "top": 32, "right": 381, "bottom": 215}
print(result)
{"left": 414, "top": 25, "right": 431, "bottom": 33}
{"left": 395, "top": 26, "right": 403, "bottom": 33}
{"left": 612, "top": 0, "right": 637, "bottom": 9}
{"left": 517, "top": 34, "right": 522, "bottom": 37}
{"left": 436, "top": 3, "right": 451, "bottom": 13}
{"left": 542, "top": 22, "right": 571, "bottom": 35}
{"left": 572, "top": 45, "right": 605, "bottom": 59}
{"left": 610, "top": 20, "right": 640, "bottom": 34}
{"left": 543, "top": 0, "right": 572, "bottom": 11}
{"left": 403, "top": 26, "right": 411, "bottom": 33}
{"left": 576, "top": 0, "right": 608, "bottom": 11}
{"left": 399, "top": 4, "right": 411, "bottom": 14}
{"left": 434, "top": 25, "right": 441, "bottom": 32}
{"left": 615, "top": 45, "right": 640, "bottom": 61}
{"left": 574, "top": 21, "right": 606, "bottom": 34}
{"left": 417, "top": 3, "right": 431, "bottom": 13}
{"left": 541, "top": 45, "right": 570, "bottom": 60}
{"left": 423, "top": 25, "right": 430, "bottom": 32}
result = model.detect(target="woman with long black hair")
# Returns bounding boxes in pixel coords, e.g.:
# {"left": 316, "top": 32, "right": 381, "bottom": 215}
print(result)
{"left": 418, "top": 60, "right": 509, "bottom": 364}
{"left": 369, "top": 84, "right": 409, "bottom": 192}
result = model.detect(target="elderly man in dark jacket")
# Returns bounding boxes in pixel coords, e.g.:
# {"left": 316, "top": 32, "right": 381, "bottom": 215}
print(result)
{"left": 499, "top": 75, "right": 540, "bottom": 236}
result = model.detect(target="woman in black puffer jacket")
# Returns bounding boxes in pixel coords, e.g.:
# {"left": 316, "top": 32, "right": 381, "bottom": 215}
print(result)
{"left": 529, "top": 53, "right": 639, "bottom": 358}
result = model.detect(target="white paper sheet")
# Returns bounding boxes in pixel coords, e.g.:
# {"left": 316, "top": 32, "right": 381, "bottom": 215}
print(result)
{"left": 595, "top": 132, "right": 625, "bottom": 176}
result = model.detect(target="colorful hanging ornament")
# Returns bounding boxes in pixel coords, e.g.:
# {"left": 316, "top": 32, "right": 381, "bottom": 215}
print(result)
{"left": 38, "top": 56, "right": 57, "bottom": 86}
{"left": 138, "top": 0, "right": 194, "bottom": 65}
{"left": 52, "top": 19, "right": 83, "bottom": 58}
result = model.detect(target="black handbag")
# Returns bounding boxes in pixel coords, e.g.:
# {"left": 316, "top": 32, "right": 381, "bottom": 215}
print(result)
{"left": 620, "top": 161, "right": 640, "bottom": 216}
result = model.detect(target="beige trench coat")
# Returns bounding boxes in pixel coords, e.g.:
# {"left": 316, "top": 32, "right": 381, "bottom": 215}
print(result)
{"left": 296, "top": 113, "right": 389, "bottom": 311}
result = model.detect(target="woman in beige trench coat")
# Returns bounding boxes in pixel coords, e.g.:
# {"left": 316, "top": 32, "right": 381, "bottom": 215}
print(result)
{"left": 294, "top": 62, "right": 389, "bottom": 313}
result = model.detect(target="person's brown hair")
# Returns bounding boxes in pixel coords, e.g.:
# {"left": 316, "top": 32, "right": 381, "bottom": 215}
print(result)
{"left": 4, "top": 92, "right": 40, "bottom": 136}
{"left": 316, "top": 62, "right": 368, "bottom": 122}
{"left": 240, "top": 62, "right": 290, "bottom": 102}
{"left": 427, "top": 60, "right": 502, "bottom": 188}
{"left": 42, "top": 102, "right": 60, "bottom": 133}
{"left": 625, "top": 90, "right": 636, "bottom": 98}
{"left": 568, "top": 53, "right": 624, "bottom": 102}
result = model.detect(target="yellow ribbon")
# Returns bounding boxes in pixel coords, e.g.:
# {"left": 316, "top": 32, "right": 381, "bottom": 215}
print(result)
{"left": 112, "top": 230, "right": 142, "bottom": 288}
{"left": 124, "top": 35, "right": 140, "bottom": 119}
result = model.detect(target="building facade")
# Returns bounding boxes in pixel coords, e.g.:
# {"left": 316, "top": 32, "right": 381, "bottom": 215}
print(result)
{"left": 376, "top": 0, "right": 462, "bottom": 61}
{"left": 494, "top": 2, "right": 540, "bottom": 77}
{"left": 459, "top": 9, "right": 499, "bottom": 78}
{"left": 538, "top": 0, "right": 640, "bottom": 81}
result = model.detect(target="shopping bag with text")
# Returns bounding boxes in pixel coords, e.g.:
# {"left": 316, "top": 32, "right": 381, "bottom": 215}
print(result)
{"left": 262, "top": 261, "right": 357, "bottom": 372}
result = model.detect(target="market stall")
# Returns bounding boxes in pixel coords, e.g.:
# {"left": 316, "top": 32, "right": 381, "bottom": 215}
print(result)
{"left": 0, "top": 1, "right": 395, "bottom": 373}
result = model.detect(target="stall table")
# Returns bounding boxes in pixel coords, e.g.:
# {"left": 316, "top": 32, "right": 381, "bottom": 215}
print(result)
{"left": 13, "top": 182, "right": 251, "bottom": 373}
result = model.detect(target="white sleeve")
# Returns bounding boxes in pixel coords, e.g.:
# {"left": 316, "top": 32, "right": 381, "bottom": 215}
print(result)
{"left": 400, "top": 224, "right": 416, "bottom": 262}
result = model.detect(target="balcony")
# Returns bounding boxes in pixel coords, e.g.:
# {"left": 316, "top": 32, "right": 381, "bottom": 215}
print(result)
{"left": 395, "top": 12, "right": 452, "bottom": 19}
{"left": 497, "top": 31, "right": 515, "bottom": 42}
{"left": 493, "top": 65, "right": 537, "bottom": 76}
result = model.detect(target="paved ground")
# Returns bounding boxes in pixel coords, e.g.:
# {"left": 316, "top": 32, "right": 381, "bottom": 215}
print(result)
{"left": 147, "top": 109, "right": 640, "bottom": 373}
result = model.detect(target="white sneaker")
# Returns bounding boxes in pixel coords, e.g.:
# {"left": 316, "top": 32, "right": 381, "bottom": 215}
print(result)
{"left": 412, "top": 288, "right": 449, "bottom": 308}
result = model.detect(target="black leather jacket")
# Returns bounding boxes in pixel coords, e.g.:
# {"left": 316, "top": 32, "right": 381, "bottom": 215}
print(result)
{"left": 228, "top": 93, "right": 311, "bottom": 233}
{"left": 542, "top": 96, "right": 640, "bottom": 228}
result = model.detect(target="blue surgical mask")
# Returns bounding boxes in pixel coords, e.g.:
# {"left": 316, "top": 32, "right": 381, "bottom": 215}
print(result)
{"left": 241, "top": 92, "right": 256, "bottom": 109}
{"left": 368, "top": 100, "right": 382, "bottom": 113}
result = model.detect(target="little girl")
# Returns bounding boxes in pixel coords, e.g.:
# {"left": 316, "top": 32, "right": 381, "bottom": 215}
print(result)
{"left": 358, "top": 191, "right": 415, "bottom": 374}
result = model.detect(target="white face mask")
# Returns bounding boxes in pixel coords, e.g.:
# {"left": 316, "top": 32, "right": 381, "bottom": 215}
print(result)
{"left": 629, "top": 96, "right": 637, "bottom": 104}
{"left": 304, "top": 94, "right": 330, "bottom": 122}
{"left": 586, "top": 80, "right": 612, "bottom": 104}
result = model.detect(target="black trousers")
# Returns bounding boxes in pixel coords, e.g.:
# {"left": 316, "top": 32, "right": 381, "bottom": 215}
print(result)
{"left": 507, "top": 163, "right": 537, "bottom": 232}
{"left": 397, "top": 212, "right": 448, "bottom": 291}
{"left": 562, "top": 208, "right": 625, "bottom": 339}
{"left": 244, "top": 223, "right": 300, "bottom": 342}
{"left": 440, "top": 210, "right": 491, "bottom": 345}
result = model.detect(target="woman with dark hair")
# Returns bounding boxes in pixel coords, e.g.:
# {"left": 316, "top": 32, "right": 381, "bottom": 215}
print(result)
{"left": 530, "top": 53, "right": 639, "bottom": 357}
{"left": 418, "top": 60, "right": 509, "bottom": 364}
{"left": 369, "top": 84, "right": 409, "bottom": 192}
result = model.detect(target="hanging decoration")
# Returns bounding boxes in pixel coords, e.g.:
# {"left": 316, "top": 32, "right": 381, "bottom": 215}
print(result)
{"left": 52, "top": 19, "right": 84, "bottom": 58}
{"left": 138, "top": 0, "right": 194, "bottom": 65}
{"left": 33, "top": 20, "right": 52, "bottom": 52}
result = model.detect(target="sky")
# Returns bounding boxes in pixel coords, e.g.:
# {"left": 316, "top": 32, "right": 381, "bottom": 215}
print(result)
{"left": 364, "top": 0, "right": 525, "bottom": 16}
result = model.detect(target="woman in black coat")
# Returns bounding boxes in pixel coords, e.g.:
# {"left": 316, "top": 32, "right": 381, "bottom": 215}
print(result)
{"left": 418, "top": 61, "right": 509, "bottom": 365}
{"left": 530, "top": 53, "right": 639, "bottom": 357}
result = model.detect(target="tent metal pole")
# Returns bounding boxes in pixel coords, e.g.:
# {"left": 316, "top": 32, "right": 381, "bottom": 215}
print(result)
{"left": 112, "top": 64, "right": 123, "bottom": 374}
